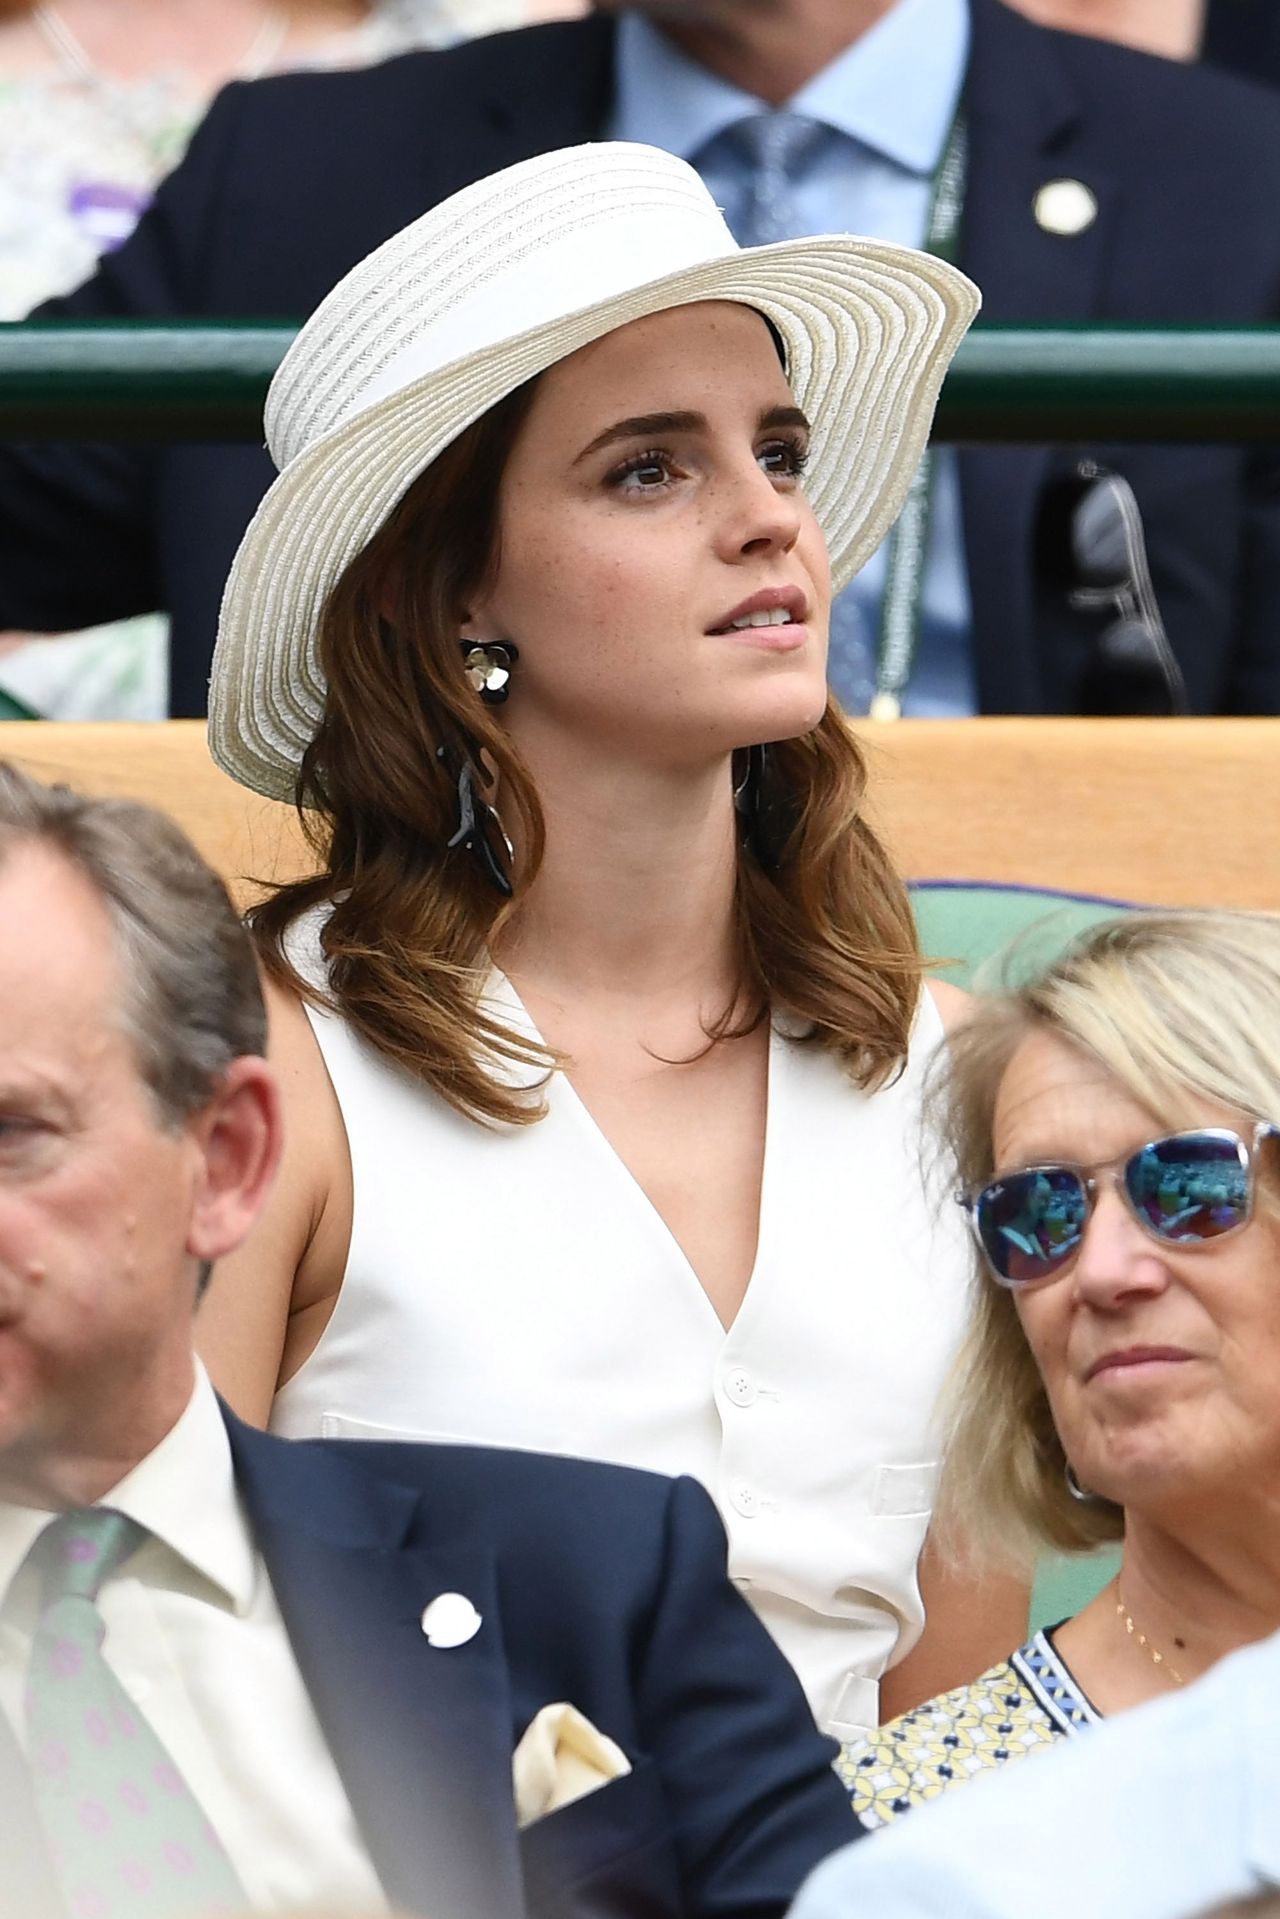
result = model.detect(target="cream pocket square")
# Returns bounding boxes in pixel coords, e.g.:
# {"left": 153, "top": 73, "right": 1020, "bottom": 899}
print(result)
{"left": 512, "top": 1703, "right": 632, "bottom": 1828}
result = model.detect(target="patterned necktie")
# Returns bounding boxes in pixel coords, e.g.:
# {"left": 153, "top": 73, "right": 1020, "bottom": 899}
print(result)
{"left": 726, "top": 111, "right": 825, "bottom": 249}
{"left": 24, "top": 1507, "right": 248, "bottom": 1919}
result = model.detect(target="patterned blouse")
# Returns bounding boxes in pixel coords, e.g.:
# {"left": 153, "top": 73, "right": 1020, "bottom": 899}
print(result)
{"left": 838, "top": 1630, "right": 1102, "bottom": 1828}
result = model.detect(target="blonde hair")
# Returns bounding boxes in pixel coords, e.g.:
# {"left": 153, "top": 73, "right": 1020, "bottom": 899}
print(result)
{"left": 932, "top": 909, "right": 1280, "bottom": 1570}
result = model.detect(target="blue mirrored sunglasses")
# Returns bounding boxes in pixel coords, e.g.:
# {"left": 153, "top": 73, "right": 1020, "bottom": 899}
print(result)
{"left": 963, "top": 1123, "right": 1280, "bottom": 1290}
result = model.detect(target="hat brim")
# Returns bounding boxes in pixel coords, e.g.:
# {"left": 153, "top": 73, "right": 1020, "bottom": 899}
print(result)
{"left": 210, "top": 234, "right": 978, "bottom": 800}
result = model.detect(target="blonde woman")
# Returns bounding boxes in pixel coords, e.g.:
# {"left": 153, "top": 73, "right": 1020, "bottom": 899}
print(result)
{"left": 844, "top": 910, "right": 1280, "bottom": 1823}
{"left": 196, "top": 140, "right": 1027, "bottom": 1741}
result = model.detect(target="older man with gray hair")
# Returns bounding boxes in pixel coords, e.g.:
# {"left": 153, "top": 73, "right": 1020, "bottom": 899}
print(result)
{"left": 0, "top": 761, "right": 856, "bottom": 1919}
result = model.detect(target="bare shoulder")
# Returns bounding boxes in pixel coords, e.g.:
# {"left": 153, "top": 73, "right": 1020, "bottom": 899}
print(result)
{"left": 924, "top": 977, "right": 975, "bottom": 1034}
{"left": 197, "top": 969, "right": 352, "bottom": 1424}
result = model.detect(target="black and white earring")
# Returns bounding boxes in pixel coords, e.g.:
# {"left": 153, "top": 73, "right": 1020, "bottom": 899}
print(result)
{"left": 733, "top": 742, "right": 793, "bottom": 875}
{"left": 460, "top": 639, "right": 518, "bottom": 704}
{"left": 436, "top": 741, "right": 514, "bottom": 897}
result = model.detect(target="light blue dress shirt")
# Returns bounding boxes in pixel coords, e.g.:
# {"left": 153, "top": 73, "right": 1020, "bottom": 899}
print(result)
{"left": 792, "top": 1626, "right": 1280, "bottom": 1919}
{"left": 610, "top": 0, "right": 976, "bottom": 715}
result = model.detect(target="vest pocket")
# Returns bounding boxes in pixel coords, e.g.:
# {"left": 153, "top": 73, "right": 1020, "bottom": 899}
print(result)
{"left": 872, "top": 1462, "right": 937, "bottom": 1516}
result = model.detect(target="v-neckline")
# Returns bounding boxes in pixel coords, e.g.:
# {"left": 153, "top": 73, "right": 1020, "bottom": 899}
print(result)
{"left": 486, "top": 969, "right": 780, "bottom": 1339}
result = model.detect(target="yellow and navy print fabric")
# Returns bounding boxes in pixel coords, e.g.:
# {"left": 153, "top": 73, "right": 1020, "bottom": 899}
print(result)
{"left": 837, "top": 1630, "right": 1101, "bottom": 1827}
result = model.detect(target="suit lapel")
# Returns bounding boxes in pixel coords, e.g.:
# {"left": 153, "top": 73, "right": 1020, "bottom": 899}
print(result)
{"left": 961, "top": 0, "right": 1116, "bottom": 709}
{"left": 227, "top": 1416, "right": 525, "bottom": 1919}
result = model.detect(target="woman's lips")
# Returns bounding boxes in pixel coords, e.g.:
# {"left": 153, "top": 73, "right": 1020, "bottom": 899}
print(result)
{"left": 1084, "top": 1346, "right": 1195, "bottom": 1384}
{"left": 722, "top": 621, "right": 809, "bottom": 653}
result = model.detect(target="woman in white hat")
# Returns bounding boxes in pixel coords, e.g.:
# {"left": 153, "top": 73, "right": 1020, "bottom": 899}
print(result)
{"left": 200, "top": 141, "right": 1026, "bottom": 1742}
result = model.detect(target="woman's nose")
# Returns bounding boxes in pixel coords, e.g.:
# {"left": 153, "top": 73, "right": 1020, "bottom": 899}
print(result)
{"left": 716, "top": 459, "right": 803, "bottom": 559}
{"left": 1070, "top": 1183, "right": 1171, "bottom": 1308}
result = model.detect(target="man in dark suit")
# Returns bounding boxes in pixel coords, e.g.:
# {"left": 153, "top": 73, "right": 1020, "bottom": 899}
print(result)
{"left": 0, "top": 761, "right": 856, "bottom": 1919}
{"left": 3, "top": 0, "right": 1280, "bottom": 716}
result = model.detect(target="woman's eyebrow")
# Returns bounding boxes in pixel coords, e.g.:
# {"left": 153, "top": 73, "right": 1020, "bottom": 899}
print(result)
{"left": 574, "top": 403, "right": 811, "bottom": 465}
{"left": 761, "top": 404, "right": 811, "bottom": 435}
{"left": 574, "top": 411, "right": 703, "bottom": 464}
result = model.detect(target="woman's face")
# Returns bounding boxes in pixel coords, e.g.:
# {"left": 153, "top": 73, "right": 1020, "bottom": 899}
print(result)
{"left": 465, "top": 301, "right": 832, "bottom": 767}
{"left": 992, "top": 1028, "right": 1280, "bottom": 1517}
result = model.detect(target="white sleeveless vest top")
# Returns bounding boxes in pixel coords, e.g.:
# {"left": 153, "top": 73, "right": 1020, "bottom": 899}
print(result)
{"left": 271, "top": 914, "right": 972, "bottom": 1738}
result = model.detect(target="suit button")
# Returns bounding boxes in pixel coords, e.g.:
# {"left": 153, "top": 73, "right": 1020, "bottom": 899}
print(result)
{"left": 723, "top": 1367, "right": 757, "bottom": 1407}
{"left": 730, "top": 1479, "right": 760, "bottom": 1518}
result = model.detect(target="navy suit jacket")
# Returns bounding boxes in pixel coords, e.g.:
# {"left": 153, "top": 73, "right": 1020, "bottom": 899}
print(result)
{"left": 3, "top": 0, "right": 1280, "bottom": 715}
{"left": 0, "top": 1415, "right": 856, "bottom": 1919}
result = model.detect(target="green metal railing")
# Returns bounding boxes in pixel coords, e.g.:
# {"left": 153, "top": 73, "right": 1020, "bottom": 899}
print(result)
{"left": 2, "top": 320, "right": 1280, "bottom": 442}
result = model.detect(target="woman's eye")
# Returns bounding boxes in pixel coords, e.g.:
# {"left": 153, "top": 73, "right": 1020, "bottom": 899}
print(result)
{"left": 759, "top": 438, "right": 810, "bottom": 480}
{"left": 607, "top": 449, "right": 680, "bottom": 493}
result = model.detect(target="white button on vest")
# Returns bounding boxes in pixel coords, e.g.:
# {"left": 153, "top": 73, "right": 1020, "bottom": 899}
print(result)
{"left": 420, "top": 1592, "right": 482, "bottom": 1648}
{"left": 730, "top": 1479, "right": 760, "bottom": 1518}
{"left": 723, "top": 1367, "right": 757, "bottom": 1407}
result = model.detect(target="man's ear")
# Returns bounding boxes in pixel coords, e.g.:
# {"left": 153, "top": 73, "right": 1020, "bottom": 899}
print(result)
{"left": 185, "top": 1057, "right": 284, "bottom": 1266}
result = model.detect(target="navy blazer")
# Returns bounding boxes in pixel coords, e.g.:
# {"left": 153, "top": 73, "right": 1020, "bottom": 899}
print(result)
{"left": 4, "top": 0, "right": 1280, "bottom": 715}
{"left": 0, "top": 1416, "right": 856, "bottom": 1919}
{"left": 235, "top": 1418, "right": 862, "bottom": 1917}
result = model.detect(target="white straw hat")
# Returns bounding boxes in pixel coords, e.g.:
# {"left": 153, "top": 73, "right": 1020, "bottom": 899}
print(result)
{"left": 210, "top": 141, "right": 980, "bottom": 799}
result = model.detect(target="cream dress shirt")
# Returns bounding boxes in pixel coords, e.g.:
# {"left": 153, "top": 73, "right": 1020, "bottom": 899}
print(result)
{"left": 0, "top": 1367, "right": 388, "bottom": 1913}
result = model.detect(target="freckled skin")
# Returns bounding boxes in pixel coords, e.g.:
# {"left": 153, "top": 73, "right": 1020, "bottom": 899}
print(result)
{"left": 993, "top": 1030, "right": 1280, "bottom": 1513}
{"left": 466, "top": 301, "right": 833, "bottom": 777}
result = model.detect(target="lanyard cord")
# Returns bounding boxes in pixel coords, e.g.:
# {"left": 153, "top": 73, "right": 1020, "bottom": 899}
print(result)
{"left": 870, "top": 108, "right": 968, "bottom": 720}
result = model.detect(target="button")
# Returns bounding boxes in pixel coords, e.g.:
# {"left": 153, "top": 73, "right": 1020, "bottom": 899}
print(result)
{"left": 421, "top": 1592, "right": 482, "bottom": 1648}
{"left": 722, "top": 1366, "right": 757, "bottom": 1408}
{"left": 729, "top": 1479, "right": 760, "bottom": 1518}
{"left": 1033, "top": 178, "right": 1098, "bottom": 237}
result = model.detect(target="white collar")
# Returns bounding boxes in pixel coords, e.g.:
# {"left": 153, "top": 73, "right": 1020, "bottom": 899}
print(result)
{"left": 0, "top": 1364, "right": 255, "bottom": 1617}
{"left": 612, "top": 0, "right": 969, "bottom": 178}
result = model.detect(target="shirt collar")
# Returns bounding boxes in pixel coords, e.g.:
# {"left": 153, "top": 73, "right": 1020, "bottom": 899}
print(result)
{"left": 612, "top": 0, "right": 970, "bottom": 178}
{"left": 0, "top": 1365, "right": 256, "bottom": 1618}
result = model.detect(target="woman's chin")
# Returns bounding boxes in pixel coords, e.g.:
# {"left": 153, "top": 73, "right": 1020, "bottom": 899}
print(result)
{"left": 741, "top": 684, "right": 830, "bottom": 743}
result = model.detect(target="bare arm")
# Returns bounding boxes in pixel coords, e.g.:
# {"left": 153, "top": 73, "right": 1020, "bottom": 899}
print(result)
{"left": 880, "top": 1533, "right": 1030, "bottom": 1720}
{"left": 925, "top": 976, "right": 974, "bottom": 1032}
{"left": 882, "top": 981, "right": 1022, "bottom": 1715}
{"left": 196, "top": 976, "right": 351, "bottom": 1427}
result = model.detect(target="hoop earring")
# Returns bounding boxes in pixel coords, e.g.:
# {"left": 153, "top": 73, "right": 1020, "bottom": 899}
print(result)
{"left": 460, "top": 639, "right": 518, "bottom": 704}
{"left": 436, "top": 741, "right": 514, "bottom": 897}
{"left": 1065, "top": 1462, "right": 1095, "bottom": 1503}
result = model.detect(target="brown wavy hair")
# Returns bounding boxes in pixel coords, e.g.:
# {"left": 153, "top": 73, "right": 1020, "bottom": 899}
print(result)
{"left": 252, "top": 376, "right": 923, "bottom": 1126}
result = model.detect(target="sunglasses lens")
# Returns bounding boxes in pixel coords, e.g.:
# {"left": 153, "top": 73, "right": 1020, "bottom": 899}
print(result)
{"left": 974, "top": 1169, "right": 1089, "bottom": 1286}
{"left": 1125, "top": 1134, "right": 1251, "bottom": 1243}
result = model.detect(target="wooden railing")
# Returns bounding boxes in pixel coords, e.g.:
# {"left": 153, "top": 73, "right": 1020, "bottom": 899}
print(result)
{"left": 3, "top": 718, "right": 1276, "bottom": 912}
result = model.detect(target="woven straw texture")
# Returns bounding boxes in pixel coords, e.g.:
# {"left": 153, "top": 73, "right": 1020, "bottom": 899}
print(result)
{"left": 210, "top": 143, "right": 979, "bottom": 799}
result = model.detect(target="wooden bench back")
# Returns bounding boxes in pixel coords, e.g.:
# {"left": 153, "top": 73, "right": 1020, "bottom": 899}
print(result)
{"left": 2, "top": 718, "right": 1277, "bottom": 911}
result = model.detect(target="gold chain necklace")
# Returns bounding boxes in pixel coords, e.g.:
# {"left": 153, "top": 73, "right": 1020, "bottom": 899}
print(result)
{"left": 1114, "top": 1582, "right": 1185, "bottom": 1687}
